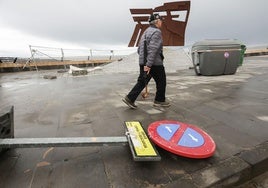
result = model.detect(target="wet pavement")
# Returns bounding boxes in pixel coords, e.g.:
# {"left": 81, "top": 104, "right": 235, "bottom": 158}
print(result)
{"left": 236, "top": 171, "right": 268, "bottom": 188}
{"left": 0, "top": 49, "right": 267, "bottom": 187}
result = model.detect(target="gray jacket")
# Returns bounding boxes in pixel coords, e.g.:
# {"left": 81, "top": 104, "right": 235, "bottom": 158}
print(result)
{"left": 137, "top": 25, "right": 164, "bottom": 67}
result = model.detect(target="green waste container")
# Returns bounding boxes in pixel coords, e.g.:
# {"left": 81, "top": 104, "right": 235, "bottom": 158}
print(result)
{"left": 239, "top": 44, "right": 246, "bottom": 66}
{"left": 191, "top": 39, "right": 243, "bottom": 76}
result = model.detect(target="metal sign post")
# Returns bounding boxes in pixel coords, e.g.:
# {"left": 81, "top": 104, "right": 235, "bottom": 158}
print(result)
{"left": 0, "top": 108, "right": 161, "bottom": 162}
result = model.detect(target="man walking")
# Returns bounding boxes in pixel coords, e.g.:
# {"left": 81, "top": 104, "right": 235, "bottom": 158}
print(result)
{"left": 123, "top": 13, "right": 170, "bottom": 109}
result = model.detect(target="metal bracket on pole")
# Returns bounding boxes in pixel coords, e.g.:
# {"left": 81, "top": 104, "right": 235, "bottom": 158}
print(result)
{"left": 125, "top": 121, "right": 161, "bottom": 161}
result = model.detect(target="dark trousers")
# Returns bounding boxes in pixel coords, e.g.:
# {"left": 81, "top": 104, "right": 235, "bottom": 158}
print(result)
{"left": 127, "top": 65, "right": 166, "bottom": 102}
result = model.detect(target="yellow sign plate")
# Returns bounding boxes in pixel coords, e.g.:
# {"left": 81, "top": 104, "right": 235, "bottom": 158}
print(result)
{"left": 125, "top": 121, "right": 157, "bottom": 156}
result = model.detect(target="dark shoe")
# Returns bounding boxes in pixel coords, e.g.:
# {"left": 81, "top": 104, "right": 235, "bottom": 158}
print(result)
{"left": 153, "top": 100, "right": 171, "bottom": 107}
{"left": 122, "top": 96, "right": 137, "bottom": 109}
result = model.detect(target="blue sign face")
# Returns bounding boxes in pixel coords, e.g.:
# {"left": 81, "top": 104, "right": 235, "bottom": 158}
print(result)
{"left": 156, "top": 124, "right": 204, "bottom": 148}
{"left": 178, "top": 128, "right": 204, "bottom": 147}
{"left": 156, "top": 124, "right": 180, "bottom": 141}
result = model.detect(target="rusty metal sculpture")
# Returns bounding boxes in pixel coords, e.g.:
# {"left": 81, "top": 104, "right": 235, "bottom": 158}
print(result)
{"left": 128, "top": 1, "right": 191, "bottom": 47}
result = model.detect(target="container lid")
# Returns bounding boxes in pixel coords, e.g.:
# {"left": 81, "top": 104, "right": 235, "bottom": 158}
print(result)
{"left": 192, "top": 39, "right": 243, "bottom": 51}
{"left": 193, "top": 39, "right": 241, "bottom": 46}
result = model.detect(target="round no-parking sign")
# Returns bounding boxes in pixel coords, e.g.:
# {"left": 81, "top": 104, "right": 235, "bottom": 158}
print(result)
{"left": 148, "top": 120, "right": 216, "bottom": 159}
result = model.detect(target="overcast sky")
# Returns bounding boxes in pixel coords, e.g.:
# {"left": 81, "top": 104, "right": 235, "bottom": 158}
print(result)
{"left": 0, "top": 0, "right": 268, "bottom": 57}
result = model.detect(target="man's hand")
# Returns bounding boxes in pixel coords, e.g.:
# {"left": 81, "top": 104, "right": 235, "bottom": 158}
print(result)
{"left": 144, "top": 66, "right": 151, "bottom": 74}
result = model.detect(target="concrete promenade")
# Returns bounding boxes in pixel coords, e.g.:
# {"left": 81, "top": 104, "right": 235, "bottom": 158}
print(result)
{"left": 0, "top": 48, "right": 267, "bottom": 187}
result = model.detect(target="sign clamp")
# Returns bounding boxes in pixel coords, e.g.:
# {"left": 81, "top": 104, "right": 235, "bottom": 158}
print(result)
{"left": 125, "top": 121, "right": 161, "bottom": 161}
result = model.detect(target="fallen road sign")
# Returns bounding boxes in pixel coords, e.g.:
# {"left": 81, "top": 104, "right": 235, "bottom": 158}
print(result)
{"left": 148, "top": 120, "right": 216, "bottom": 159}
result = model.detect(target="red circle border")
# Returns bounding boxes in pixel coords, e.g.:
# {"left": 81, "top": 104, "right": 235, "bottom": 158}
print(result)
{"left": 148, "top": 120, "right": 216, "bottom": 159}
